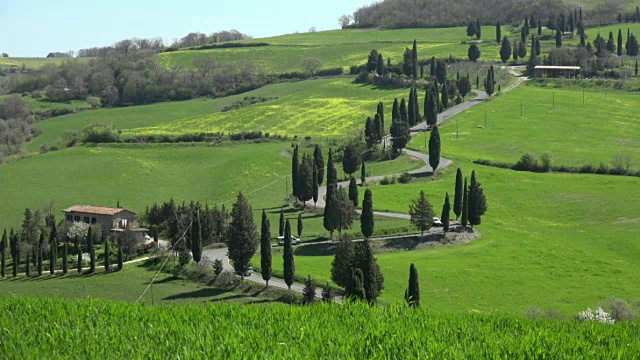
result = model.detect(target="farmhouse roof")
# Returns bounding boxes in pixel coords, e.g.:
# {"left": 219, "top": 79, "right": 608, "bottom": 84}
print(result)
{"left": 63, "top": 205, "right": 134, "bottom": 216}
{"left": 534, "top": 66, "right": 581, "bottom": 70}
{"left": 110, "top": 227, "right": 149, "bottom": 232}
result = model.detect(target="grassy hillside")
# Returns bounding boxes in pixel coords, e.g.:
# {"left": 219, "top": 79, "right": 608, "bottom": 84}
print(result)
{"left": 0, "top": 57, "right": 89, "bottom": 70}
{"left": 3, "top": 296, "right": 639, "bottom": 358}
{"left": 160, "top": 26, "right": 511, "bottom": 73}
{"left": 29, "top": 78, "right": 412, "bottom": 151}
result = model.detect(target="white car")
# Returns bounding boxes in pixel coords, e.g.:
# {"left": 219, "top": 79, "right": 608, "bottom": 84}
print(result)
{"left": 277, "top": 236, "right": 300, "bottom": 245}
{"left": 432, "top": 217, "right": 443, "bottom": 227}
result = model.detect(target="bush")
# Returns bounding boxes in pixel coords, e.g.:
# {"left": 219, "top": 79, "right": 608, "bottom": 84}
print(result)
{"left": 539, "top": 152, "right": 552, "bottom": 172}
{"left": 380, "top": 175, "right": 396, "bottom": 185}
{"left": 398, "top": 172, "right": 412, "bottom": 183}
{"left": 83, "top": 123, "right": 120, "bottom": 143}
{"left": 212, "top": 259, "right": 224, "bottom": 276}
{"left": 315, "top": 67, "right": 344, "bottom": 77}
{"left": 514, "top": 153, "right": 540, "bottom": 172}
{"left": 600, "top": 297, "right": 637, "bottom": 322}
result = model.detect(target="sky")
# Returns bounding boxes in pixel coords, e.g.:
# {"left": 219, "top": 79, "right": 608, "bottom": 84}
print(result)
{"left": 0, "top": 0, "right": 375, "bottom": 57}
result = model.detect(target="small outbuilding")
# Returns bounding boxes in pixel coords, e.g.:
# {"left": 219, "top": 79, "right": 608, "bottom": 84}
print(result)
{"left": 534, "top": 65, "right": 581, "bottom": 78}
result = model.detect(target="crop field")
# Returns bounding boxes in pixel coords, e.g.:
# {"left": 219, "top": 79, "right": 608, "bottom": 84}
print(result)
{"left": 160, "top": 26, "right": 513, "bottom": 73}
{"left": 2, "top": 296, "right": 639, "bottom": 358}
{"left": 29, "top": 78, "right": 412, "bottom": 152}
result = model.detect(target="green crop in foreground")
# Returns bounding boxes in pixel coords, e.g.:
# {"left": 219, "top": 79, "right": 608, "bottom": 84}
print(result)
{"left": 1, "top": 296, "right": 639, "bottom": 358}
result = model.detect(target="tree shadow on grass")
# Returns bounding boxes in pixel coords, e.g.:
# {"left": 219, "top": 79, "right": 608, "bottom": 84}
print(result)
{"left": 163, "top": 288, "right": 231, "bottom": 301}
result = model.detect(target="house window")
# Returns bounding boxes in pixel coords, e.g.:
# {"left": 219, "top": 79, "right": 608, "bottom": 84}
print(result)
{"left": 83, "top": 217, "right": 89, "bottom": 223}
{"left": 122, "top": 219, "right": 128, "bottom": 228}
{"left": 91, "top": 217, "right": 97, "bottom": 224}
{"left": 66, "top": 215, "right": 72, "bottom": 221}
{"left": 74, "top": 216, "right": 80, "bottom": 222}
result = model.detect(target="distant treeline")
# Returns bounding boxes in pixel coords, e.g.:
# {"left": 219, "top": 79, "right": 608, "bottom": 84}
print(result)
{"left": 347, "top": 0, "right": 626, "bottom": 29}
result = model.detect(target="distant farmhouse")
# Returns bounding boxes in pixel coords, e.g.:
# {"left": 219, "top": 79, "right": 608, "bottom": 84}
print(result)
{"left": 534, "top": 66, "right": 580, "bottom": 78}
{"left": 63, "top": 205, "right": 149, "bottom": 241}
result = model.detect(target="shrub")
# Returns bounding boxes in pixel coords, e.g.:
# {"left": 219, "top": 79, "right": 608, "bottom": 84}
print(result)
{"left": 577, "top": 307, "right": 615, "bottom": 324}
{"left": 398, "top": 172, "right": 412, "bottom": 183}
{"left": 315, "top": 67, "right": 344, "bottom": 77}
{"left": 212, "top": 259, "right": 224, "bottom": 276}
{"left": 539, "top": 152, "right": 552, "bottom": 172}
{"left": 600, "top": 298, "right": 636, "bottom": 322}
{"left": 514, "top": 153, "right": 539, "bottom": 172}
{"left": 380, "top": 176, "right": 396, "bottom": 185}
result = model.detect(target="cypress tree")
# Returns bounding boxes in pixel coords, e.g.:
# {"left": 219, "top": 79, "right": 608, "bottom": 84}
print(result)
{"left": 331, "top": 234, "right": 355, "bottom": 288}
{"left": 313, "top": 144, "right": 324, "bottom": 186}
{"left": 467, "top": 21, "right": 476, "bottom": 37}
{"left": 461, "top": 178, "right": 469, "bottom": 229}
{"left": 298, "top": 154, "right": 315, "bottom": 205}
{"left": 521, "top": 26, "right": 527, "bottom": 43}
{"left": 373, "top": 114, "right": 383, "bottom": 142}
{"left": 0, "top": 229, "right": 5, "bottom": 278}
{"left": 302, "top": 275, "right": 316, "bottom": 304}
{"left": 556, "top": 30, "right": 562, "bottom": 48}
{"left": 88, "top": 227, "right": 95, "bottom": 273}
{"left": 412, "top": 39, "right": 418, "bottom": 79}
{"left": 425, "top": 89, "right": 438, "bottom": 126}
{"left": 62, "top": 241, "right": 68, "bottom": 275}
{"left": 361, "top": 189, "right": 374, "bottom": 239}
{"left": 312, "top": 159, "right": 319, "bottom": 206}
{"left": 536, "top": 38, "right": 541, "bottom": 56}
{"left": 635, "top": 60, "right": 638, "bottom": 76}
{"left": 435, "top": 60, "right": 447, "bottom": 84}
{"left": 475, "top": 19, "right": 481, "bottom": 39}
{"left": 627, "top": 29, "right": 631, "bottom": 55}
{"left": 49, "top": 227, "right": 57, "bottom": 275}
{"left": 524, "top": 17, "right": 529, "bottom": 32}
{"left": 348, "top": 268, "right": 366, "bottom": 301}
{"left": 538, "top": 21, "right": 542, "bottom": 36}
{"left": 376, "top": 53, "right": 385, "bottom": 76}
{"left": 323, "top": 184, "right": 339, "bottom": 238}
{"left": 485, "top": 66, "right": 495, "bottom": 97}
{"left": 191, "top": 211, "right": 202, "bottom": 263}
{"left": 408, "top": 88, "right": 415, "bottom": 126}
{"left": 518, "top": 41, "right": 527, "bottom": 59}
{"left": 513, "top": 39, "right": 518, "bottom": 61}
{"left": 104, "top": 237, "right": 110, "bottom": 272}
{"left": 10, "top": 229, "right": 19, "bottom": 277}
{"left": 297, "top": 213, "right": 303, "bottom": 239}
{"left": 568, "top": 12, "right": 574, "bottom": 33}
{"left": 361, "top": 162, "right": 366, "bottom": 184}
{"left": 629, "top": 34, "right": 639, "bottom": 56}
{"left": 500, "top": 36, "right": 511, "bottom": 63}
{"left": 260, "top": 210, "right": 272, "bottom": 286}
{"left": 441, "top": 83, "right": 449, "bottom": 108}
{"left": 618, "top": 29, "right": 624, "bottom": 56}
{"left": 117, "top": 246, "right": 123, "bottom": 271}
{"left": 357, "top": 239, "right": 385, "bottom": 303}
{"left": 75, "top": 235, "right": 82, "bottom": 273}
{"left": 390, "top": 113, "right": 411, "bottom": 151}
{"left": 413, "top": 86, "right": 420, "bottom": 123}
{"left": 292, "top": 145, "right": 300, "bottom": 199}
{"left": 392, "top": 98, "right": 400, "bottom": 121}
{"left": 25, "top": 252, "right": 30, "bottom": 276}
{"left": 496, "top": 21, "right": 501, "bottom": 43}
{"left": 348, "top": 177, "right": 359, "bottom": 207}
{"left": 430, "top": 56, "right": 436, "bottom": 78}
{"left": 530, "top": 14, "right": 536, "bottom": 28}
{"left": 469, "top": 170, "right": 488, "bottom": 228}
{"left": 342, "top": 143, "right": 361, "bottom": 176}
{"left": 376, "top": 102, "right": 384, "bottom": 136}
{"left": 279, "top": 208, "right": 285, "bottom": 237}
{"left": 428, "top": 125, "right": 441, "bottom": 173}
{"left": 283, "top": 219, "right": 295, "bottom": 290}
{"left": 476, "top": 75, "right": 479, "bottom": 88}
{"left": 607, "top": 31, "right": 616, "bottom": 53}
{"left": 468, "top": 44, "right": 481, "bottom": 62}
{"left": 442, "top": 193, "right": 451, "bottom": 233}
{"left": 327, "top": 148, "right": 338, "bottom": 186}
{"left": 37, "top": 232, "right": 43, "bottom": 276}
{"left": 227, "top": 192, "right": 259, "bottom": 279}
{"left": 400, "top": 98, "right": 408, "bottom": 123}
{"left": 454, "top": 168, "right": 463, "bottom": 220}
{"left": 407, "top": 263, "right": 420, "bottom": 308}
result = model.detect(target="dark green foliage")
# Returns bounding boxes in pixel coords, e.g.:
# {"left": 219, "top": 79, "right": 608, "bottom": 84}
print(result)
{"left": 428, "top": 126, "right": 441, "bottom": 173}
{"left": 461, "top": 178, "right": 469, "bottom": 228}
{"left": 535, "top": 38, "right": 541, "bottom": 55}
{"left": 191, "top": 211, "right": 202, "bottom": 263}
{"left": 468, "top": 171, "right": 488, "bottom": 227}
{"left": 25, "top": 252, "right": 30, "bottom": 276}
{"left": 476, "top": 19, "right": 482, "bottom": 40}
{"left": 365, "top": 116, "right": 377, "bottom": 149}
{"left": 336, "top": 186, "right": 356, "bottom": 235}
{"left": 321, "top": 282, "right": 335, "bottom": 303}
{"left": 327, "top": 148, "right": 339, "bottom": 185}
{"left": 212, "top": 259, "right": 224, "bottom": 276}
{"left": 342, "top": 143, "right": 361, "bottom": 176}
{"left": 629, "top": 34, "right": 639, "bottom": 56}
{"left": 227, "top": 192, "right": 259, "bottom": 278}
{"left": 104, "top": 237, "right": 110, "bottom": 272}
{"left": 412, "top": 86, "right": 420, "bottom": 123}
{"left": 390, "top": 117, "right": 411, "bottom": 151}
{"left": 298, "top": 154, "right": 315, "bottom": 204}
{"left": 425, "top": 89, "right": 438, "bottom": 126}
{"left": 283, "top": 220, "right": 295, "bottom": 290}
{"left": 556, "top": 30, "right": 562, "bottom": 48}
{"left": 530, "top": 14, "right": 536, "bottom": 28}
{"left": 361, "top": 162, "right": 366, "bottom": 184}
{"left": 117, "top": 246, "right": 123, "bottom": 271}
{"left": 312, "top": 160, "right": 319, "bottom": 206}
{"left": 500, "top": 36, "right": 511, "bottom": 63}
{"left": 347, "top": 268, "right": 366, "bottom": 301}
{"left": 476, "top": 75, "right": 479, "bottom": 89}
{"left": 409, "top": 191, "right": 435, "bottom": 239}
{"left": 62, "top": 241, "right": 68, "bottom": 275}
{"left": 430, "top": 56, "right": 436, "bottom": 78}
{"left": 297, "top": 213, "right": 303, "bottom": 238}
{"left": 313, "top": 144, "right": 324, "bottom": 186}
{"left": 618, "top": 29, "right": 623, "bottom": 56}
{"left": 485, "top": 66, "right": 495, "bottom": 98}
{"left": 279, "top": 209, "right": 285, "bottom": 237}
{"left": 521, "top": 26, "right": 527, "bottom": 43}
{"left": 454, "top": 168, "right": 463, "bottom": 220}
{"left": 635, "top": 61, "right": 638, "bottom": 76}
{"left": 468, "top": 44, "right": 481, "bottom": 62}
{"left": 373, "top": 114, "right": 383, "bottom": 142}
{"left": 376, "top": 102, "right": 384, "bottom": 137}
{"left": 360, "top": 189, "right": 374, "bottom": 238}
{"left": 323, "top": 184, "right": 340, "bottom": 236}
{"left": 538, "top": 21, "right": 542, "bottom": 36}
{"left": 392, "top": 98, "right": 400, "bottom": 121}
{"left": 366, "top": 50, "right": 379, "bottom": 73}
{"left": 331, "top": 235, "right": 355, "bottom": 288}
{"left": 441, "top": 83, "right": 449, "bottom": 109}
{"left": 348, "top": 177, "right": 359, "bottom": 207}
{"left": 74, "top": 236, "right": 83, "bottom": 273}
{"left": 302, "top": 275, "right": 316, "bottom": 305}
{"left": 513, "top": 39, "right": 518, "bottom": 61}
{"left": 400, "top": 98, "right": 408, "bottom": 123}
{"left": 467, "top": 22, "right": 476, "bottom": 37}
{"left": 435, "top": 60, "right": 447, "bottom": 85}
{"left": 458, "top": 76, "right": 471, "bottom": 99}
{"left": 442, "top": 193, "right": 451, "bottom": 233}
{"left": 496, "top": 21, "right": 501, "bottom": 43}
{"left": 88, "top": 227, "right": 95, "bottom": 273}
{"left": 0, "top": 229, "right": 6, "bottom": 278}
{"left": 518, "top": 41, "right": 527, "bottom": 59}
{"left": 412, "top": 40, "right": 418, "bottom": 79}
{"left": 37, "top": 233, "right": 43, "bottom": 276}
{"left": 402, "top": 47, "right": 413, "bottom": 77}
{"left": 376, "top": 53, "right": 385, "bottom": 76}
{"left": 408, "top": 89, "right": 415, "bottom": 126}
{"left": 607, "top": 31, "right": 616, "bottom": 53}
{"left": 292, "top": 145, "right": 300, "bottom": 199}
{"left": 261, "top": 210, "right": 272, "bottom": 286}
{"left": 407, "top": 263, "right": 420, "bottom": 308}
{"left": 356, "top": 239, "right": 385, "bottom": 303}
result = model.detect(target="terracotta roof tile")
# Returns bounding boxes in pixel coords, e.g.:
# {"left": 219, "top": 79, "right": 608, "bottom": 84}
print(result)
{"left": 63, "top": 205, "right": 133, "bottom": 216}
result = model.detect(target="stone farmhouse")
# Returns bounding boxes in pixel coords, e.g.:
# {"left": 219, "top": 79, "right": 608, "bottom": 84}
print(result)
{"left": 63, "top": 205, "right": 149, "bottom": 241}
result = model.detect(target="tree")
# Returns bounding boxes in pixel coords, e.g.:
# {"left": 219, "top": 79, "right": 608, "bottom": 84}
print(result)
{"left": 298, "top": 154, "right": 315, "bottom": 205}
{"left": 321, "top": 282, "right": 335, "bottom": 303}
{"left": 442, "top": 193, "right": 451, "bottom": 233}
{"left": 103, "top": 237, "right": 111, "bottom": 272}
{"left": 292, "top": 145, "right": 300, "bottom": 199}
{"left": 458, "top": 75, "right": 471, "bottom": 99}
{"left": 538, "top": 19, "right": 542, "bottom": 36}
{"left": 373, "top": 114, "right": 383, "bottom": 142}
{"left": 556, "top": 30, "right": 562, "bottom": 48}
{"left": 227, "top": 192, "right": 259, "bottom": 279}
{"left": 297, "top": 213, "right": 303, "bottom": 239}
{"left": 425, "top": 89, "right": 438, "bottom": 126}
{"left": 407, "top": 263, "right": 420, "bottom": 308}
{"left": 49, "top": 226, "right": 57, "bottom": 275}
{"left": 75, "top": 235, "right": 82, "bottom": 274}
{"left": 412, "top": 39, "right": 419, "bottom": 79}
{"left": 467, "top": 22, "right": 476, "bottom": 37}
{"left": 331, "top": 234, "right": 355, "bottom": 288}
{"left": 117, "top": 245, "right": 123, "bottom": 271}
{"left": 629, "top": 34, "right": 639, "bottom": 56}
{"left": 312, "top": 159, "right": 319, "bottom": 206}
{"left": 356, "top": 239, "right": 384, "bottom": 302}
{"left": 336, "top": 186, "right": 356, "bottom": 238}
{"left": 392, "top": 98, "right": 400, "bottom": 121}
{"left": 87, "top": 227, "right": 96, "bottom": 273}
{"left": 496, "top": 21, "right": 502, "bottom": 43}
{"left": 348, "top": 177, "right": 359, "bottom": 207}
{"left": 618, "top": 29, "right": 624, "bottom": 56}
{"left": 314, "top": 145, "right": 324, "bottom": 186}
{"left": 440, "top": 83, "right": 449, "bottom": 110}
{"left": 435, "top": 60, "right": 447, "bottom": 85}
{"left": 360, "top": 189, "right": 374, "bottom": 239}
{"left": 323, "top": 184, "right": 340, "bottom": 238}
{"left": 468, "top": 171, "right": 488, "bottom": 228}
{"left": 390, "top": 116, "right": 411, "bottom": 151}
{"left": 279, "top": 209, "right": 285, "bottom": 237}
{"left": 430, "top": 56, "right": 436, "bottom": 78}
{"left": 409, "top": 191, "right": 435, "bottom": 240}
{"left": 342, "top": 143, "right": 361, "bottom": 176}
{"left": 454, "top": 168, "right": 463, "bottom": 220}
{"left": 365, "top": 116, "right": 376, "bottom": 148}
{"left": 476, "top": 19, "right": 482, "bottom": 40}
{"left": 412, "top": 86, "right": 420, "bottom": 123}
{"left": 521, "top": 26, "right": 527, "bottom": 43}
{"left": 400, "top": 98, "right": 408, "bottom": 123}
{"left": 513, "top": 39, "right": 518, "bottom": 61}
{"left": 485, "top": 65, "right": 495, "bottom": 98}
{"left": 429, "top": 125, "right": 441, "bottom": 173}
{"left": 367, "top": 50, "right": 379, "bottom": 73}
{"left": 26, "top": 251, "right": 30, "bottom": 276}
{"left": 376, "top": 102, "right": 385, "bottom": 137}
{"left": 635, "top": 60, "right": 638, "bottom": 76}
{"left": 376, "top": 53, "right": 385, "bottom": 76}
{"left": 518, "top": 41, "right": 527, "bottom": 59}
{"left": 301, "top": 57, "right": 323, "bottom": 76}
{"left": 500, "top": 36, "right": 512, "bottom": 63}
{"left": 327, "top": 148, "right": 338, "bottom": 186}
{"left": 607, "top": 31, "right": 616, "bottom": 53}
{"left": 468, "top": 44, "right": 481, "bottom": 62}
{"left": 347, "top": 268, "right": 366, "bottom": 301}
{"left": 361, "top": 162, "right": 366, "bottom": 184}
{"left": 260, "top": 210, "right": 272, "bottom": 286}
{"left": 402, "top": 47, "right": 414, "bottom": 77}
{"left": 10, "top": 229, "right": 18, "bottom": 277}
{"left": 461, "top": 178, "right": 469, "bottom": 229}
{"left": 283, "top": 220, "right": 295, "bottom": 290}
{"left": 302, "top": 275, "right": 316, "bottom": 304}
{"left": 62, "top": 241, "right": 68, "bottom": 275}
{"left": 408, "top": 89, "right": 415, "bottom": 126}
{"left": 536, "top": 38, "right": 541, "bottom": 55}
{"left": 191, "top": 211, "right": 202, "bottom": 263}
{"left": 36, "top": 233, "right": 43, "bottom": 276}
{"left": 0, "top": 229, "right": 5, "bottom": 277}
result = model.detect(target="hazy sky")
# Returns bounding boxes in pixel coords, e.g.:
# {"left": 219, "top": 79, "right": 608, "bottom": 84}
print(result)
{"left": 1, "top": 0, "right": 375, "bottom": 57}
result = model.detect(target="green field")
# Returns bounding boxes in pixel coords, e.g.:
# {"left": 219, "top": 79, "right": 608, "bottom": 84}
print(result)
{"left": 3, "top": 296, "right": 639, "bottom": 358}
{"left": 0, "top": 57, "right": 89, "bottom": 70}
{"left": 29, "top": 78, "right": 413, "bottom": 151}
{"left": 160, "top": 26, "right": 512, "bottom": 73}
